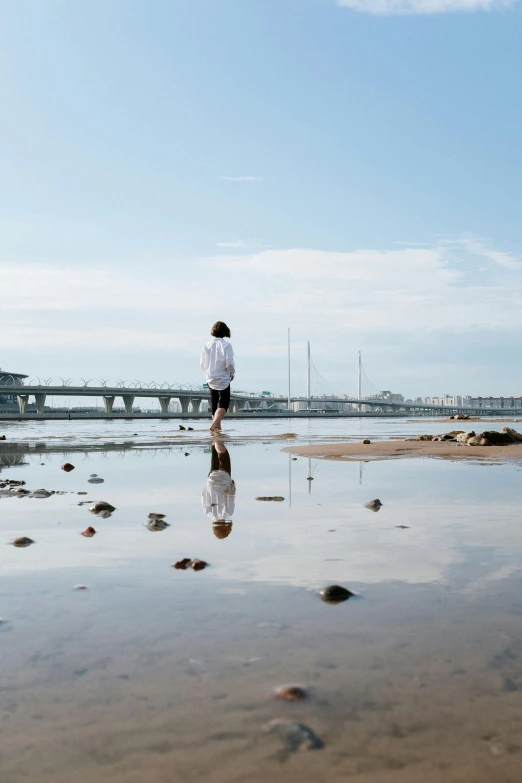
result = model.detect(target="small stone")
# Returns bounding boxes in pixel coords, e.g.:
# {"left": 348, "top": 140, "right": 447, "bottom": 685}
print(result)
{"left": 307, "top": 477, "right": 314, "bottom": 481}
{"left": 81, "top": 527, "right": 96, "bottom": 538}
{"left": 274, "top": 685, "right": 308, "bottom": 702}
{"left": 468, "top": 436, "right": 490, "bottom": 446}
{"left": 188, "top": 427, "right": 194, "bottom": 431}
{"left": 292, "top": 457, "right": 297, "bottom": 461}
{"left": 90, "top": 501, "right": 116, "bottom": 514}
{"left": 395, "top": 525, "right": 410, "bottom": 529}
{"left": 148, "top": 513, "right": 166, "bottom": 520}
{"left": 184, "top": 452, "right": 190, "bottom": 456}
{"left": 256, "top": 496, "right": 285, "bottom": 502}
{"left": 362, "top": 439, "right": 371, "bottom": 444}
{"left": 78, "top": 492, "right": 88, "bottom": 495}
{"left": 0, "top": 435, "right": 6, "bottom": 440}
{"left": 365, "top": 498, "right": 382, "bottom": 511}
{"left": 179, "top": 425, "right": 186, "bottom": 430}
{"left": 88, "top": 477, "right": 104, "bottom": 483}
{"left": 265, "top": 719, "right": 324, "bottom": 752}
{"left": 191, "top": 558, "right": 208, "bottom": 571}
{"left": 74, "top": 585, "right": 89, "bottom": 591}
{"left": 61, "top": 463, "right": 75, "bottom": 472}
{"left": 90, "top": 474, "right": 98, "bottom": 477}
{"left": 146, "top": 519, "right": 170, "bottom": 531}
{"left": 12, "top": 537, "right": 35, "bottom": 548}
{"left": 173, "top": 558, "right": 192, "bottom": 570}
{"left": 319, "top": 585, "right": 354, "bottom": 604}
{"left": 32, "top": 489, "right": 52, "bottom": 498}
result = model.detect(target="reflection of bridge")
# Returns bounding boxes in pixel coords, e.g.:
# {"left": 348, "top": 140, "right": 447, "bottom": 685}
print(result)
{"left": 1, "top": 380, "right": 522, "bottom": 418}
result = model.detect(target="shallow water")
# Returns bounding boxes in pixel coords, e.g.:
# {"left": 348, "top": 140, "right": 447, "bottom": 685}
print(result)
{"left": 2, "top": 419, "right": 522, "bottom": 782}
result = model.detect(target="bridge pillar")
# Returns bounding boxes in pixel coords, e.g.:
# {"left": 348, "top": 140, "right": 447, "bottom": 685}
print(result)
{"left": 103, "top": 396, "right": 115, "bottom": 414}
{"left": 179, "top": 397, "right": 190, "bottom": 414}
{"left": 190, "top": 398, "right": 202, "bottom": 413}
{"left": 34, "top": 393, "right": 46, "bottom": 414}
{"left": 122, "top": 395, "right": 135, "bottom": 415}
{"left": 232, "top": 399, "right": 247, "bottom": 413}
{"left": 248, "top": 400, "right": 261, "bottom": 409}
{"left": 158, "top": 397, "right": 171, "bottom": 414}
{"left": 17, "top": 395, "right": 29, "bottom": 414}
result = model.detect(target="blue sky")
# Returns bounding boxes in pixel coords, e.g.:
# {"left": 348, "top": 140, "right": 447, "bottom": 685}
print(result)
{"left": 1, "top": 0, "right": 522, "bottom": 397}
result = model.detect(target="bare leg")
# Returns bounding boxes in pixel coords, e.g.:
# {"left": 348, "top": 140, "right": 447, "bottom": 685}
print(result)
{"left": 210, "top": 407, "right": 227, "bottom": 432}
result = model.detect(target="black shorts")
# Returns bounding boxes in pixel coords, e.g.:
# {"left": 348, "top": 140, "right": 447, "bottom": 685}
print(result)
{"left": 210, "top": 385, "right": 231, "bottom": 414}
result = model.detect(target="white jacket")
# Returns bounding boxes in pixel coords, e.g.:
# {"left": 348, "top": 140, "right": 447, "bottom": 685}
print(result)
{"left": 200, "top": 337, "right": 235, "bottom": 391}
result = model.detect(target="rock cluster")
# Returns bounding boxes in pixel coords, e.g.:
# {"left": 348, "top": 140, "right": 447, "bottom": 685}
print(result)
{"left": 415, "top": 427, "right": 522, "bottom": 447}
{"left": 173, "top": 558, "right": 209, "bottom": 571}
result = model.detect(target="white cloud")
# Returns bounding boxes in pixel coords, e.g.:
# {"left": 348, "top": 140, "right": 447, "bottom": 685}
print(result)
{"left": 2, "top": 235, "right": 522, "bottom": 395}
{"left": 337, "top": 0, "right": 519, "bottom": 14}
{"left": 214, "top": 237, "right": 522, "bottom": 334}
{"left": 0, "top": 267, "right": 213, "bottom": 311}
{"left": 218, "top": 176, "right": 262, "bottom": 182}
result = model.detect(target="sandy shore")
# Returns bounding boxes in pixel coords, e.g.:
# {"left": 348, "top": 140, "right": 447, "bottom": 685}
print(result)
{"left": 285, "top": 439, "right": 522, "bottom": 463}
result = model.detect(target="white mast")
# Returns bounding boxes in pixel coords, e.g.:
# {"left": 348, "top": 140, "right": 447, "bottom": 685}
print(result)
{"left": 307, "top": 341, "right": 311, "bottom": 409}
{"left": 287, "top": 328, "right": 291, "bottom": 410}
{"left": 358, "top": 350, "right": 362, "bottom": 401}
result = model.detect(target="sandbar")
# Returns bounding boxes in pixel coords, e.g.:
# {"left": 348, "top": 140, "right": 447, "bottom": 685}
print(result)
{"left": 285, "top": 439, "right": 522, "bottom": 463}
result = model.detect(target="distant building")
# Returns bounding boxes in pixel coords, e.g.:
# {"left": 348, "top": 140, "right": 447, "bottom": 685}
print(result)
{"left": 0, "top": 369, "right": 28, "bottom": 411}
{"left": 422, "top": 395, "right": 471, "bottom": 407}
{"left": 468, "top": 396, "right": 522, "bottom": 409}
{"left": 365, "top": 390, "right": 404, "bottom": 404}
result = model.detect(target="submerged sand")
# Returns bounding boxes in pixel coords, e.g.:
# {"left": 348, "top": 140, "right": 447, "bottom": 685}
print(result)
{"left": 285, "top": 439, "right": 522, "bottom": 463}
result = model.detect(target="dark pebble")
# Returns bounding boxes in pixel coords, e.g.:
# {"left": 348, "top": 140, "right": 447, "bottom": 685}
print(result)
{"left": 274, "top": 685, "right": 308, "bottom": 701}
{"left": 90, "top": 501, "right": 116, "bottom": 514}
{"left": 256, "top": 496, "right": 285, "bottom": 502}
{"left": 146, "top": 520, "right": 170, "bottom": 531}
{"left": 319, "top": 585, "right": 355, "bottom": 604}
{"left": 191, "top": 558, "right": 208, "bottom": 571}
{"left": 173, "top": 558, "right": 192, "bottom": 570}
{"left": 61, "top": 463, "right": 75, "bottom": 472}
{"left": 81, "top": 527, "right": 96, "bottom": 538}
{"left": 12, "top": 537, "right": 35, "bottom": 548}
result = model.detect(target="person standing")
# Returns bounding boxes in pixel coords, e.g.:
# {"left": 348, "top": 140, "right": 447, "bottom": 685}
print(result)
{"left": 200, "top": 321, "right": 235, "bottom": 433}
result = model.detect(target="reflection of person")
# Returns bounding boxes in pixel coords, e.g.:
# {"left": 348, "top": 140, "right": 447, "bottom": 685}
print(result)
{"left": 200, "top": 321, "right": 235, "bottom": 434}
{"left": 202, "top": 442, "right": 235, "bottom": 539}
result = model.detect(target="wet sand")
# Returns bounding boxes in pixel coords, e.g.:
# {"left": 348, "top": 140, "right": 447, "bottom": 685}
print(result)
{"left": 286, "top": 439, "right": 522, "bottom": 463}
{"left": 3, "top": 421, "right": 522, "bottom": 782}
{"left": 3, "top": 572, "right": 522, "bottom": 783}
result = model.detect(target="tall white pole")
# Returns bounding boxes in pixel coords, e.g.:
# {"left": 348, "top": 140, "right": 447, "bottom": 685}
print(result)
{"left": 358, "top": 350, "right": 362, "bottom": 401}
{"left": 307, "top": 340, "right": 311, "bottom": 409}
{"left": 287, "top": 328, "right": 291, "bottom": 411}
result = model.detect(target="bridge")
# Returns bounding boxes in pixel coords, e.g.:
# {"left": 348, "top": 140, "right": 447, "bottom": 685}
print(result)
{"left": 1, "top": 380, "right": 522, "bottom": 418}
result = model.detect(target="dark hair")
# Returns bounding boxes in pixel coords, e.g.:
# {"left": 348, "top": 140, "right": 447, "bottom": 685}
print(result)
{"left": 211, "top": 321, "right": 231, "bottom": 338}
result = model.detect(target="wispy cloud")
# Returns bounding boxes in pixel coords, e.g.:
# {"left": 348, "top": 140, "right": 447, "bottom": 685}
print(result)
{"left": 337, "top": 0, "right": 519, "bottom": 14}
{"left": 218, "top": 176, "right": 262, "bottom": 182}
{"left": 216, "top": 240, "right": 246, "bottom": 248}
{"left": 452, "top": 235, "right": 521, "bottom": 269}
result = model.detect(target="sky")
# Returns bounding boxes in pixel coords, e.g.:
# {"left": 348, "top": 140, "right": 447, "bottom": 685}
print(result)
{"left": 1, "top": 0, "right": 522, "bottom": 398}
